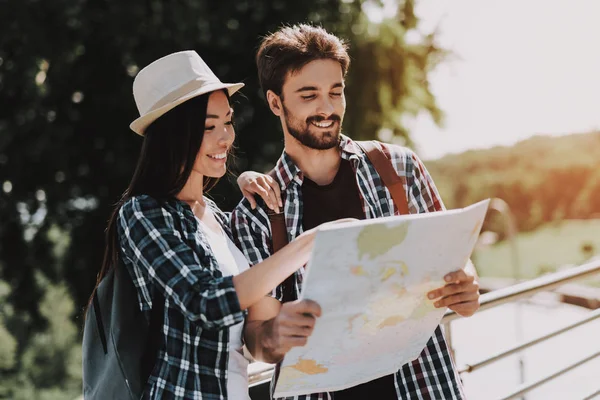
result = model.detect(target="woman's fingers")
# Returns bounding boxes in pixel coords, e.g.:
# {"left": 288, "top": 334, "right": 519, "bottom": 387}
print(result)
{"left": 266, "top": 176, "right": 283, "bottom": 208}
{"left": 237, "top": 172, "right": 283, "bottom": 212}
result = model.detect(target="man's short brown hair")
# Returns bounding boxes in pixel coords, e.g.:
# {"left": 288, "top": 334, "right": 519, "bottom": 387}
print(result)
{"left": 256, "top": 24, "right": 350, "bottom": 98}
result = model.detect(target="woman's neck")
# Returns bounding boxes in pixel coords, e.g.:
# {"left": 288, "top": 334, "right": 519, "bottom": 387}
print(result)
{"left": 176, "top": 172, "right": 223, "bottom": 233}
{"left": 176, "top": 171, "right": 205, "bottom": 209}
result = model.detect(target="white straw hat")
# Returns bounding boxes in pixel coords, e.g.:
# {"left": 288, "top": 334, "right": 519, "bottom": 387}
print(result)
{"left": 130, "top": 50, "right": 244, "bottom": 135}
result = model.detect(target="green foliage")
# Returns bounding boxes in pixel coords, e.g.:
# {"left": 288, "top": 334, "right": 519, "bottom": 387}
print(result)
{"left": 426, "top": 132, "right": 600, "bottom": 233}
{"left": 0, "top": 280, "right": 17, "bottom": 371}
{"left": 0, "top": 276, "right": 82, "bottom": 399}
{"left": 21, "top": 276, "right": 81, "bottom": 390}
{"left": 474, "top": 219, "right": 600, "bottom": 280}
{"left": 345, "top": 2, "right": 447, "bottom": 146}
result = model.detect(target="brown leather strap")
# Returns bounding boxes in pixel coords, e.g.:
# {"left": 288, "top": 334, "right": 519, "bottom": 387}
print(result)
{"left": 268, "top": 212, "right": 288, "bottom": 253}
{"left": 356, "top": 140, "right": 410, "bottom": 215}
{"left": 267, "top": 170, "right": 296, "bottom": 302}
{"left": 267, "top": 169, "right": 288, "bottom": 254}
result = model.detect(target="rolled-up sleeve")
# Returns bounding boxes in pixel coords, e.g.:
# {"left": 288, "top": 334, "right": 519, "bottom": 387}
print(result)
{"left": 118, "top": 196, "right": 245, "bottom": 330}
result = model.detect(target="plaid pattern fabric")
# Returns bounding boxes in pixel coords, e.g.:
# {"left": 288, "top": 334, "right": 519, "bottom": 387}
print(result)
{"left": 118, "top": 195, "right": 245, "bottom": 400}
{"left": 231, "top": 135, "right": 465, "bottom": 400}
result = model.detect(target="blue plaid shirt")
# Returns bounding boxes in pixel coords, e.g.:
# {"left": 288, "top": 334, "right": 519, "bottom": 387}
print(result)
{"left": 231, "top": 135, "right": 466, "bottom": 400}
{"left": 118, "top": 195, "right": 245, "bottom": 400}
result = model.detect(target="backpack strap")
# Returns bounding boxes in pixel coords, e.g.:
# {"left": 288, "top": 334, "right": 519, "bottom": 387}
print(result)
{"left": 267, "top": 170, "right": 296, "bottom": 303}
{"left": 92, "top": 291, "right": 108, "bottom": 355}
{"left": 355, "top": 140, "right": 410, "bottom": 215}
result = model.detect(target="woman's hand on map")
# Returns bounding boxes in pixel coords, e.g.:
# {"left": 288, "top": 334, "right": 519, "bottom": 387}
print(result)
{"left": 426, "top": 269, "right": 480, "bottom": 317}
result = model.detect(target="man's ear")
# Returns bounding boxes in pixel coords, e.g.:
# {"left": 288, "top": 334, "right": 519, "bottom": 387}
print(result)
{"left": 266, "top": 90, "right": 283, "bottom": 117}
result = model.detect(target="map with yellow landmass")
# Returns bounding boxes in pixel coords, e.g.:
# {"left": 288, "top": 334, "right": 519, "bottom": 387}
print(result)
{"left": 274, "top": 200, "right": 490, "bottom": 398}
{"left": 289, "top": 358, "right": 328, "bottom": 375}
{"left": 357, "top": 221, "right": 409, "bottom": 260}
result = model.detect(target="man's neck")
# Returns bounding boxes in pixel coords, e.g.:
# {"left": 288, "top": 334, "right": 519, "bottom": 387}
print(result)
{"left": 284, "top": 135, "right": 342, "bottom": 186}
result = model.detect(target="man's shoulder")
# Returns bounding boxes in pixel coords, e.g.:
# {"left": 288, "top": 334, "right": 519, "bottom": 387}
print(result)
{"left": 359, "top": 141, "right": 423, "bottom": 174}
{"left": 231, "top": 197, "right": 271, "bottom": 229}
{"left": 376, "top": 141, "right": 419, "bottom": 161}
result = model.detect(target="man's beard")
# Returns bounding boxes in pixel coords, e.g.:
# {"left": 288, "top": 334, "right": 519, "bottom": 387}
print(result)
{"left": 283, "top": 105, "right": 342, "bottom": 150}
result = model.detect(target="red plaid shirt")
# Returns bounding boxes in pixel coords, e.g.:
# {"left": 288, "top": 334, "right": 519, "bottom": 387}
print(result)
{"left": 231, "top": 135, "right": 466, "bottom": 400}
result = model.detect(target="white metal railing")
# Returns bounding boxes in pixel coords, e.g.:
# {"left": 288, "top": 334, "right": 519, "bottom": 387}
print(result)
{"left": 443, "top": 260, "right": 600, "bottom": 323}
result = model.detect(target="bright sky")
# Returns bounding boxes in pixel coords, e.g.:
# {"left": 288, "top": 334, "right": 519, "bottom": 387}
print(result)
{"left": 378, "top": 0, "right": 600, "bottom": 159}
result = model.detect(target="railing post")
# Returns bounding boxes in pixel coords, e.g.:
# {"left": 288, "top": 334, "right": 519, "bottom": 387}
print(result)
{"left": 488, "top": 198, "right": 526, "bottom": 399}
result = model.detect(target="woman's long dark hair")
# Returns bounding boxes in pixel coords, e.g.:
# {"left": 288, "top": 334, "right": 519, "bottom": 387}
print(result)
{"left": 88, "top": 90, "right": 228, "bottom": 308}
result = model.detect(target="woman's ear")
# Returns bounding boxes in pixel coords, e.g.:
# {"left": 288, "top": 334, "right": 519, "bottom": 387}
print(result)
{"left": 266, "top": 90, "right": 283, "bottom": 117}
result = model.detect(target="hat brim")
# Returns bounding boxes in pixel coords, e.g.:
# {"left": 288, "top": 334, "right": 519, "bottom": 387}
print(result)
{"left": 129, "top": 82, "right": 244, "bottom": 136}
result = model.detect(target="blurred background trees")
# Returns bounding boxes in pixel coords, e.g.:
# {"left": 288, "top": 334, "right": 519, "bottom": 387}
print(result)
{"left": 0, "top": 0, "right": 445, "bottom": 397}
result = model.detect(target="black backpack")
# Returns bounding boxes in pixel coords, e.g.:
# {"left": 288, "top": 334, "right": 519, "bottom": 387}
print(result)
{"left": 82, "top": 260, "right": 163, "bottom": 399}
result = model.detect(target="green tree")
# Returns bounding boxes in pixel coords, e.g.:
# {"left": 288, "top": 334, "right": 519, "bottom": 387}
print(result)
{"left": 345, "top": 2, "right": 447, "bottom": 146}
{"left": 0, "top": 279, "right": 17, "bottom": 372}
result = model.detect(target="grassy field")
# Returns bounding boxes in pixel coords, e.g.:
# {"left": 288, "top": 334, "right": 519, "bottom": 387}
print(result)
{"left": 473, "top": 219, "right": 600, "bottom": 286}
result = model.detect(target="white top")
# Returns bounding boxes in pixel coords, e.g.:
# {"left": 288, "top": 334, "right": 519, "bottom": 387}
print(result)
{"left": 200, "top": 221, "right": 251, "bottom": 400}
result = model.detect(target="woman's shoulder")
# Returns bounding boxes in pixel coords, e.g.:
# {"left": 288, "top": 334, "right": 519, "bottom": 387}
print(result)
{"left": 120, "top": 194, "right": 160, "bottom": 213}
{"left": 119, "top": 195, "right": 187, "bottom": 220}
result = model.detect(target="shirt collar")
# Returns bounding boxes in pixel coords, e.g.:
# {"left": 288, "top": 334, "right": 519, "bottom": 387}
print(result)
{"left": 271, "top": 134, "right": 366, "bottom": 191}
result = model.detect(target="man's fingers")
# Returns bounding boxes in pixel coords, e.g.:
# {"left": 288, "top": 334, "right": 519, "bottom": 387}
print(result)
{"left": 448, "top": 301, "right": 479, "bottom": 317}
{"left": 427, "top": 280, "right": 479, "bottom": 300}
{"left": 434, "top": 291, "right": 479, "bottom": 308}
{"left": 443, "top": 269, "right": 472, "bottom": 284}
{"left": 428, "top": 269, "right": 477, "bottom": 299}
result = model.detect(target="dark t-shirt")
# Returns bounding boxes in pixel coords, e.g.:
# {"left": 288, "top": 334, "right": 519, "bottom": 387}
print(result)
{"left": 301, "top": 159, "right": 364, "bottom": 230}
{"left": 301, "top": 159, "right": 397, "bottom": 399}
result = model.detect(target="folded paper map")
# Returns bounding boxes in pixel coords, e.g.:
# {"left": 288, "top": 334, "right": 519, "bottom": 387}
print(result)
{"left": 274, "top": 199, "right": 490, "bottom": 397}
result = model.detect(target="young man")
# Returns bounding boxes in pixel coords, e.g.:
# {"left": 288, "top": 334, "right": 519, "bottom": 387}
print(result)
{"left": 232, "top": 24, "right": 480, "bottom": 399}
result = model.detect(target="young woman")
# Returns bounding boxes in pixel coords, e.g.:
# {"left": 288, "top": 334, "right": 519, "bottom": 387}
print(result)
{"left": 91, "top": 51, "right": 316, "bottom": 399}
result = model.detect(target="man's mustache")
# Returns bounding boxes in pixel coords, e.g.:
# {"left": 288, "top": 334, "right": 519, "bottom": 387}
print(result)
{"left": 307, "top": 115, "right": 341, "bottom": 124}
